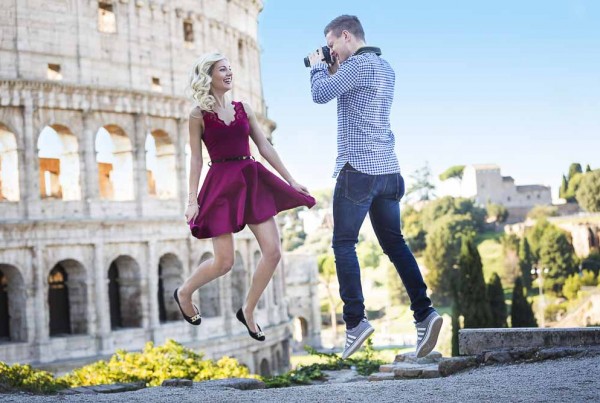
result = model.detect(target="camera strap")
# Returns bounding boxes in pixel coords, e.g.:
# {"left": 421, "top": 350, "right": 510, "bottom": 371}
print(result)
{"left": 353, "top": 46, "right": 382, "bottom": 56}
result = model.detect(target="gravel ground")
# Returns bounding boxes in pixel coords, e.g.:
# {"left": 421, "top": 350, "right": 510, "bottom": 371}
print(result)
{"left": 2, "top": 355, "right": 599, "bottom": 403}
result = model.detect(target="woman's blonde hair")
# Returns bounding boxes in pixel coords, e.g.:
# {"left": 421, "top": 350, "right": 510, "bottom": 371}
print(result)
{"left": 188, "top": 52, "right": 227, "bottom": 112}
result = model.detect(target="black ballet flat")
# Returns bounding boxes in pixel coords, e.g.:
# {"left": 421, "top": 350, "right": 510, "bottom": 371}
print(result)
{"left": 173, "top": 288, "right": 202, "bottom": 326}
{"left": 236, "top": 308, "right": 265, "bottom": 341}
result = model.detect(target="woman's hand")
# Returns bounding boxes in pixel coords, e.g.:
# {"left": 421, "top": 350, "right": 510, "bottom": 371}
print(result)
{"left": 290, "top": 180, "right": 311, "bottom": 197}
{"left": 184, "top": 204, "right": 200, "bottom": 224}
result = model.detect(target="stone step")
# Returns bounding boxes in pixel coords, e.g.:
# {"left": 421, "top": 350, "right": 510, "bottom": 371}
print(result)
{"left": 369, "top": 351, "right": 442, "bottom": 381}
{"left": 459, "top": 327, "right": 600, "bottom": 356}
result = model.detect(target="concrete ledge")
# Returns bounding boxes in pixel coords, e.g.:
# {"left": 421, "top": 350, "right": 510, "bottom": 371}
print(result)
{"left": 459, "top": 327, "right": 600, "bottom": 356}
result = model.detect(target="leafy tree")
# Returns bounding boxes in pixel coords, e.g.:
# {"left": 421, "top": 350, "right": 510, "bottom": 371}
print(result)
{"left": 420, "top": 196, "right": 486, "bottom": 232}
{"left": 424, "top": 214, "right": 476, "bottom": 303}
{"left": 406, "top": 163, "right": 436, "bottom": 202}
{"left": 576, "top": 170, "right": 600, "bottom": 212}
{"left": 486, "top": 203, "right": 508, "bottom": 223}
{"left": 487, "top": 272, "right": 507, "bottom": 327}
{"left": 525, "top": 218, "right": 552, "bottom": 258}
{"left": 318, "top": 254, "right": 340, "bottom": 340}
{"left": 562, "top": 273, "right": 581, "bottom": 301}
{"left": 439, "top": 165, "right": 465, "bottom": 181}
{"left": 518, "top": 237, "right": 535, "bottom": 291}
{"left": 385, "top": 261, "right": 409, "bottom": 306}
{"left": 568, "top": 163, "right": 582, "bottom": 181}
{"left": 511, "top": 277, "right": 537, "bottom": 327}
{"left": 538, "top": 227, "right": 577, "bottom": 294}
{"left": 582, "top": 250, "right": 600, "bottom": 276}
{"left": 559, "top": 174, "right": 568, "bottom": 199}
{"left": 580, "top": 270, "right": 598, "bottom": 286}
{"left": 357, "top": 240, "right": 381, "bottom": 269}
{"left": 585, "top": 164, "right": 592, "bottom": 172}
{"left": 282, "top": 207, "right": 307, "bottom": 251}
{"left": 526, "top": 205, "right": 558, "bottom": 220}
{"left": 457, "top": 238, "right": 493, "bottom": 328}
{"left": 401, "top": 205, "right": 427, "bottom": 253}
{"left": 564, "top": 173, "right": 583, "bottom": 202}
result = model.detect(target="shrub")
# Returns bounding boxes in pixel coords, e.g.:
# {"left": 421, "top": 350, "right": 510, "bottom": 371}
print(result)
{"left": 59, "top": 339, "right": 255, "bottom": 387}
{"left": 562, "top": 274, "right": 581, "bottom": 301}
{"left": 544, "top": 302, "right": 568, "bottom": 322}
{"left": 0, "top": 362, "right": 68, "bottom": 394}
{"left": 581, "top": 270, "right": 598, "bottom": 286}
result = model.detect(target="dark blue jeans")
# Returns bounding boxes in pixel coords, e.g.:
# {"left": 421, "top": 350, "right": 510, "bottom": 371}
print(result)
{"left": 332, "top": 163, "right": 434, "bottom": 329}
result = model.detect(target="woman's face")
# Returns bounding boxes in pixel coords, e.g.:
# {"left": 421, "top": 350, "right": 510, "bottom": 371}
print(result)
{"left": 210, "top": 59, "right": 232, "bottom": 93}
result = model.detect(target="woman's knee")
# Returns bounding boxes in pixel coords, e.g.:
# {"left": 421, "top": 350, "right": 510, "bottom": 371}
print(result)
{"left": 263, "top": 247, "right": 281, "bottom": 264}
{"left": 213, "top": 257, "right": 234, "bottom": 275}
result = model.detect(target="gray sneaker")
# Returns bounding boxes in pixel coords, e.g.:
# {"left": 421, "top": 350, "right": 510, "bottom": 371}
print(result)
{"left": 341, "top": 318, "right": 374, "bottom": 360}
{"left": 415, "top": 311, "right": 443, "bottom": 358}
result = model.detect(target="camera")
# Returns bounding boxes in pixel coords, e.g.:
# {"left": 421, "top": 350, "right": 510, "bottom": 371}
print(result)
{"left": 304, "top": 46, "right": 334, "bottom": 67}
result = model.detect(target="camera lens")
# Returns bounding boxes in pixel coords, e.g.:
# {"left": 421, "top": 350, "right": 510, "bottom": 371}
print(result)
{"left": 303, "top": 57, "right": 311, "bottom": 68}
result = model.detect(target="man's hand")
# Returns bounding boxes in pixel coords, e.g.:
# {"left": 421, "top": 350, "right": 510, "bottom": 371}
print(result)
{"left": 328, "top": 57, "right": 339, "bottom": 75}
{"left": 308, "top": 48, "right": 324, "bottom": 67}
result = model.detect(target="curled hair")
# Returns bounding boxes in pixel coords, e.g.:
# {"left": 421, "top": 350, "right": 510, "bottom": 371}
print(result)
{"left": 324, "top": 15, "right": 365, "bottom": 41}
{"left": 188, "top": 53, "right": 227, "bottom": 112}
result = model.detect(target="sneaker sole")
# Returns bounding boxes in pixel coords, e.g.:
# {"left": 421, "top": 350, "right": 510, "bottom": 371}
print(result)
{"left": 341, "top": 326, "right": 374, "bottom": 360}
{"left": 416, "top": 316, "right": 443, "bottom": 358}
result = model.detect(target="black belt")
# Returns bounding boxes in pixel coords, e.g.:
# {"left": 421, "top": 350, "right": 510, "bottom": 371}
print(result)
{"left": 209, "top": 155, "right": 254, "bottom": 166}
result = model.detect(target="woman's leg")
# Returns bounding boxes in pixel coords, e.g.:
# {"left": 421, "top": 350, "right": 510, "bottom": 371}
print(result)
{"left": 243, "top": 217, "right": 282, "bottom": 333}
{"left": 177, "top": 233, "right": 234, "bottom": 317}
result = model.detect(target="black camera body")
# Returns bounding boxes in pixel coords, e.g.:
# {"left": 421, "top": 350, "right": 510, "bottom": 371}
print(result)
{"left": 304, "top": 46, "right": 333, "bottom": 67}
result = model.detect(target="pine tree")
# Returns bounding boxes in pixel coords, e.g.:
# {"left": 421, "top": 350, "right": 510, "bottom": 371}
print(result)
{"left": 511, "top": 277, "right": 538, "bottom": 327}
{"left": 518, "top": 237, "right": 534, "bottom": 291}
{"left": 559, "top": 175, "right": 568, "bottom": 199}
{"left": 458, "top": 238, "right": 493, "bottom": 328}
{"left": 487, "top": 272, "right": 507, "bottom": 327}
{"left": 585, "top": 164, "right": 592, "bottom": 173}
{"left": 568, "top": 163, "right": 582, "bottom": 181}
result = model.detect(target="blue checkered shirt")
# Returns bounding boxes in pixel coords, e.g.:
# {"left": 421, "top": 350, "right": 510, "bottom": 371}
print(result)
{"left": 311, "top": 52, "right": 401, "bottom": 178}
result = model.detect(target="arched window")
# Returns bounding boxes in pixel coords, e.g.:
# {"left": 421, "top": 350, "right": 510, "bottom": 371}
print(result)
{"left": 48, "top": 265, "right": 71, "bottom": 336}
{"left": 108, "top": 256, "right": 142, "bottom": 329}
{"left": 259, "top": 358, "right": 270, "bottom": 377}
{"left": 157, "top": 254, "right": 184, "bottom": 323}
{"left": 0, "top": 265, "right": 27, "bottom": 342}
{"left": 145, "top": 131, "right": 177, "bottom": 199}
{"left": 37, "top": 125, "right": 81, "bottom": 200}
{"left": 0, "top": 124, "right": 19, "bottom": 202}
{"left": 0, "top": 271, "right": 9, "bottom": 340}
{"left": 95, "top": 126, "right": 134, "bottom": 201}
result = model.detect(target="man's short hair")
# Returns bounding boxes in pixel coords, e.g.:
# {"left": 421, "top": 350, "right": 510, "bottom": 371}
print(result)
{"left": 324, "top": 15, "right": 365, "bottom": 41}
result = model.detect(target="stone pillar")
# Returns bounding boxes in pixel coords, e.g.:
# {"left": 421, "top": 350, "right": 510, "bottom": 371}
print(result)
{"left": 147, "top": 240, "right": 159, "bottom": 333}
{"left": 94, "top": 242, "right": 111, "bottom": 353}
{"left": 32, "top": 243, "right": 49, "bottom": 362}
{"left": 81, "top": 111, "right": 99, "bottom": 215}
{"left": 133, "top": 113, "right": 148, "bottom": 216}
{"left": 21, "top": 100, "right": 39, "bottom": 218}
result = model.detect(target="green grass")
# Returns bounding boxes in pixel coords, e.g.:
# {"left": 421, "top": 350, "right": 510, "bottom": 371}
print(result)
{"left": 476, "top": 235, "right": 504, "bottom": 282}
{"left": 290, "top": 347, "right": 411, "bottom": 369}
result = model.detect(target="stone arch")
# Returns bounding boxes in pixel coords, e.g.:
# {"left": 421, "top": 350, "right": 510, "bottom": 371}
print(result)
{"left": 37, "top": 124, "right": 81, "bottom": 200}
{"left": 253, "top": 250, "right": 266, "bottom": 309}
{"left": 145, "top": 130, "right": 177, "bottom": 199}
{"left": 108, "top": 255, "right": 142, "bottom": 329}
{"left": 47, "top": 259, "right": 88, "bottom": 336}
{"left": 95, "top": 125, "right": 134, "bottom": 201}
{"left": 158, "top": 253, "right": 183, "bottom": 323}
{"left": 0, "top": 123, "right": 19, "bottom": 202}
{"left": 198, "top": 252, "right": 220, "bottom": 317}
{"left": 259, "top": 358, "right": 270, "bottom": 376}
{"left": 293, "top": 316, "right": 309, "bottom": 344}
{"left": 0, "top": 264, "right": 26, "bottom": 342}
{"left": 231, "top": 251, "right": 246, "bottom": 311}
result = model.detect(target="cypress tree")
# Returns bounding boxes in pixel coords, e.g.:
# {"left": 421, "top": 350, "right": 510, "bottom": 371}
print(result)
{"left": 487, "top": 272, "right": 507, "bottom": 327}
{"left": 511, "top": 277, "right": 538, "bottom": 327}
{"left": 559, "top": 175, "right": 568, "bottom": 199}
{"left": 518, "top": 237, "right": 534, "bottom": 291}
{"left": 458, "top": 238, "right": 493, "bottom": 328}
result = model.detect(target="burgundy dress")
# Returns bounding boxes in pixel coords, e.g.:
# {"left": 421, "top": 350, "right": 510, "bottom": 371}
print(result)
{"left": 189, "top": 101, "right": 316, "bottom": 239}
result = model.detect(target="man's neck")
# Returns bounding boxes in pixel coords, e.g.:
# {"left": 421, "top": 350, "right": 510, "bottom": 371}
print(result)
{"left": 350, "top": 41, "right": 367, "bottom": 54}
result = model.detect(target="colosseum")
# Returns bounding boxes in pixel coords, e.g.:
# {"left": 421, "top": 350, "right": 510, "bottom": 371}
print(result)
{"left": 0, "top": 0, "right": 320, "bottom": 375}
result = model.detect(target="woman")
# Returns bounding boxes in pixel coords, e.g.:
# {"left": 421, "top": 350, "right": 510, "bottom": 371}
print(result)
{"left": 174, "top": 53, "right": 315, "bottom": 342}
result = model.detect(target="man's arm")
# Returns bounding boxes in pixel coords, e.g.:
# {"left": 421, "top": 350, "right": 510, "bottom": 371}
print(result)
{"left": 310, "top": 58, "right": 362, "bottom": 104}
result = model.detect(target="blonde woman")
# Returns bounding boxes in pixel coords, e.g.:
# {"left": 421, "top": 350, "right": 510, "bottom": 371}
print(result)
{"left": 174, "top": 53, "right": 315, "bottom": 341}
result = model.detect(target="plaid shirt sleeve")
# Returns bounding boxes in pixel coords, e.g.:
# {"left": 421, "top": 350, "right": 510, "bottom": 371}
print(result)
{"left": 310, "top": 58, "right": 363, "bottom": 104}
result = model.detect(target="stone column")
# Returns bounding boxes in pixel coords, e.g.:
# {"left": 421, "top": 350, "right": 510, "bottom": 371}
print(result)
{"left": 94, "top": 242, "right": 111, "bottom": 353}
{"left": 21, "top": 99, "right": 39, "bottom": 219}
{"left": 81, "top": 111, "right": 99, "bottom": 216}
{"left": 147, "top": 240, "right": 159, "bottom": 334}
{"left": 32, "top": 243, "right": 49, "bottom": 362}
{"left": 133, "top": 113, "right": 148, "bottom": 216}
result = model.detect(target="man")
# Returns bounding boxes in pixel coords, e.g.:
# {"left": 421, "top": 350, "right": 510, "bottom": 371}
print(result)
{"left": 308, "top": 15, "right": 442, "bottom": 359}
